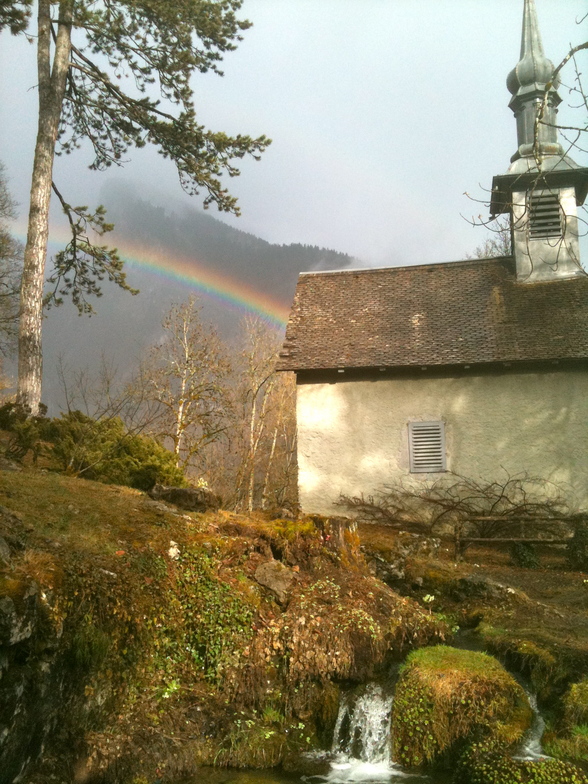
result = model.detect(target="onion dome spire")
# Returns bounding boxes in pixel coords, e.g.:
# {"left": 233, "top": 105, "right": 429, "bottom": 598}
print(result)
{"left": 506, "top": 0, "right": 563, "bottom": 164}
{"left": 490, "top": 0, "right": 588, "bottom": 282}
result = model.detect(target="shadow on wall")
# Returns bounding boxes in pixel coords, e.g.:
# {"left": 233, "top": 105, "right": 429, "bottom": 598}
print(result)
{"left": 296, "top": 369, "right": 588, "bottom": 514}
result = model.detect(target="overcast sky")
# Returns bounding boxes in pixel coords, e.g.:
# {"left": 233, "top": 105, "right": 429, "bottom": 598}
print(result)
{"left": 1, "top": 0, "right": 586, "bottom": 269}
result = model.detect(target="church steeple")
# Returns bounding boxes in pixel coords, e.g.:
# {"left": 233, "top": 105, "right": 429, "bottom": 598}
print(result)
{"left": 506, "top": 0, "right": 564, "bottom": 164}
{"left": 490, "top": 0, "right": 588, "bottom": 283}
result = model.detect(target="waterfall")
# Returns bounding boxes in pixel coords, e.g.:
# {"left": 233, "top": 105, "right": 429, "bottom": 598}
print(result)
{"left": 314, "top": 682, "right": 417, "bottom": 783}
{"left": 331, "top": 683, "right": 394, "bottom": 765}
{"left": 514, "top": 690, "right": 550, "bottom": 762}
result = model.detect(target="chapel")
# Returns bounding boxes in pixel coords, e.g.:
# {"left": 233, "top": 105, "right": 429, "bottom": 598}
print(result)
{"left": 277, "top": 0, "right": 588, "bottom": 515}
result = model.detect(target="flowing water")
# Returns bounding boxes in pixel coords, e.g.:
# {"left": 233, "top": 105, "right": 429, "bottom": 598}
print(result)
{"left": 514, "top": 690, "right": 549, "bottom": 762}
{"left": 190, "top": 677, "right": 546, "bottom": 784}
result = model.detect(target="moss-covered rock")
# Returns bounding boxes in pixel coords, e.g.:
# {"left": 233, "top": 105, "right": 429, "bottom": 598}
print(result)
{"left": 454, "top": 740, "right": 588, "bottom": 783}
{"left": 391, "top": 646, "right": 531, "bottom": 768}
{"left": 563, "top": 678, "right": 588, "bottom": 728}
{"left": 543, "top": 678, "right": 588, "bottom": 763}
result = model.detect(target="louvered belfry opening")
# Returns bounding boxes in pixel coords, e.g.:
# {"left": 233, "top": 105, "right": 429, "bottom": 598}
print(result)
{"left": 408, "top": 421, "right": 446, "bottom": 473}
{"left": 528, "top": 191, "right": 563, "bottom": 240}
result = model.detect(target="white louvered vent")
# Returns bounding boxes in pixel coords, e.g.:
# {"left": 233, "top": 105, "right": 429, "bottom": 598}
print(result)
{"left": 528, "top": 192, "right": 562, "bottom": 240}
{"left": 408, "top": 421, "right": 446, "bottom": 473}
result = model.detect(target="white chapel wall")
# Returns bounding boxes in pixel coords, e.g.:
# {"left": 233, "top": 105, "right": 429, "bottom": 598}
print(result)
{"left": 296, "top": 369, "right": 588, "bottom": 516}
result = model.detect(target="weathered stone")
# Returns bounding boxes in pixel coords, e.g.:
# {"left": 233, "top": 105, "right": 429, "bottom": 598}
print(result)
{"left": 143, "top": 498, "right": 176, "bottom": 514}
{"left": 149, "top": 484, "right": 221, "bottom": 512}
{"left": 254, "top": 559, "right": 296, "bottom": 604}
{"left": 453, "top": 574, "right": 512, "bottom": 602}
{"left": 0, "top": 581, "right": 39, "bottom": 646}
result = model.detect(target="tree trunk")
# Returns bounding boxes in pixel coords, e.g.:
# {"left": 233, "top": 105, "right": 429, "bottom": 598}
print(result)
{"left": 17, "top": 0, "right": 72, "bottom": 414}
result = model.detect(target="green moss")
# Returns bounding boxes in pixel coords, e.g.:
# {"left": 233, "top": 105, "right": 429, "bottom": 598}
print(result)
{"left": 392, "top": 646, "right": 531, "bottom": 768}
{"left": 478, "top": 624, "right": 556, "bottom": 693}
{"left": 563, "top": 678, "right": 588, "bottom": 727}
{"left": 454, "top": 740, "right": 588, "bottom": 783}
{"left": 545, "top": 724, "right": 588, "bottom": 762}
{"left": 542, "top": 679, "right": 588, "bottom": 763}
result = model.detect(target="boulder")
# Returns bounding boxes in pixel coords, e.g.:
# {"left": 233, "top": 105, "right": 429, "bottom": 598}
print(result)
{"left": 392, "top": 645, "right": 532, "bottom": 768}
{"left": 148, "top": 484, "right": 221, "bottom": 512}
{"left": 0, "top": 456, "right": 21, "bottom": 472}
{"left": 254, "top": 559, "right": 296, "bottom": 604}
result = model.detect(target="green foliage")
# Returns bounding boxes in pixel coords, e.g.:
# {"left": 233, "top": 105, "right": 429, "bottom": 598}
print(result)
{"left": 510, "top": 542, "right": 539, "bottom": 569}
{"left": 392, "top": 646, "right": 531, "bottom": 768}
{"left": 454, "top": 739, "right": 588, "bottom": 783}
{"left": 152, "top": 547, "right": 255, "bottom": 682}
{"left": 45, "top": 195, "right": 138, "bottom": 315}
{"left": 0, "top": 403, "right": 185, "bottom": 489}
{"left": 0, "top": 0, "right": 32, "bottom": 35}
{"left": 46, "top": 411, "right": 185, "bottom": 489}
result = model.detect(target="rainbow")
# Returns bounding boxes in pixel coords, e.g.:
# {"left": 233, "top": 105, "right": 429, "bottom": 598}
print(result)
{"left": 14, "top": 222, "right": 291, "bottom": 329}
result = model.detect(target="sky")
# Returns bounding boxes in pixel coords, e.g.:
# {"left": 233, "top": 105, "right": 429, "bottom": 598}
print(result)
{"left": 1, "top": 0, "right": 586, "bottom": 273}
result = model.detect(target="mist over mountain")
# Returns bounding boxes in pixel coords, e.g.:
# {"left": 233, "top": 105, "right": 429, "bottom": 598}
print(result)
{"left": 40, "top": 181, "right": 355, "bottom": 412}
{"left": 104, "top": 182, "right": 354, "bottom": 302}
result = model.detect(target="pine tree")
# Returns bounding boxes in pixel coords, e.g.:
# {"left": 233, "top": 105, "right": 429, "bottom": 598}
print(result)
{"left": 1, "top": 0, "right": 270, "bottom": 414}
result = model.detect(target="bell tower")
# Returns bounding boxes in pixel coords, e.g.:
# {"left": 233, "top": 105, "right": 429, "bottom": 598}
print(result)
{"left": 490, "top": 0, "right": 588, "bottom": 282}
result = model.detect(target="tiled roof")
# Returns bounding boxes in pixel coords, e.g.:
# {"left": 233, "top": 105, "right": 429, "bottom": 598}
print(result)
{"left": 277, "top": 257, "right": 588, "bottom": 371}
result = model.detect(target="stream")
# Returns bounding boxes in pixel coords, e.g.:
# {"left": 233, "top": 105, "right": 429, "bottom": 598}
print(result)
{"left": 190, "top": 674, "right": 547, "bottom": 784}
{"left": 185, "top": 683, "right": 545, "bottom": 784}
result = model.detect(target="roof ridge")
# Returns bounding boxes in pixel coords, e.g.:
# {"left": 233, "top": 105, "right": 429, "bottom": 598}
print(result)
{"left": 300, "top": 256, "right": 514, "bottom": 277}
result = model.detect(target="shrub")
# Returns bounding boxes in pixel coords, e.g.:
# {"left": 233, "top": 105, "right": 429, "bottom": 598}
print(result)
{"left": 510, "top": 542, "right": 539, "bottom": 569}
{"left": 0, "top": 402, "right": 49, "bottom": 461}
{"left": 0, "top": 403, "right": 185, "bottom": 490}
{"left": 45, "top": 411, "right": 185, "bottom": 489}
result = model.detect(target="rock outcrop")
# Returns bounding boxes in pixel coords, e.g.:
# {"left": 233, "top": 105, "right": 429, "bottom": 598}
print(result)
{"left": 149, "top": 484, "right": 221, "bottom": 512}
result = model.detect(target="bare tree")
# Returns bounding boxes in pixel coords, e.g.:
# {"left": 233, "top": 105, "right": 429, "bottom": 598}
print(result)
{"left": 467, "top": 215, "right": 512, "bottom": 259}
{"left": 340, "top": 472, "right": 569, "bottom": 539}
{"left": 228, "top": 318, "right": 297, "bottom": 512}
{"left": 56, "top": 353, "right": 161, "bottom": 435}
{"left": 139, "top": 298, "right": 231, "bottom": 471}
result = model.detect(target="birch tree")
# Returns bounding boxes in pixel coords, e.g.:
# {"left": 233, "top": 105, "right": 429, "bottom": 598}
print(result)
{"left": 1, "top": 1, "right": 269, "bottom": 414}
{"left": 231, "top": 317, "right": 297, "bottom": 512}
{"left": 141, "top": 298, "right": 231, "bottom": 471}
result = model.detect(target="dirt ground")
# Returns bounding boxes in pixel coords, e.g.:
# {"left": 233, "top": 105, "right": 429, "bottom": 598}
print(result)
{"left": 357, "top": 523, "right": 588, "bottom": 693}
